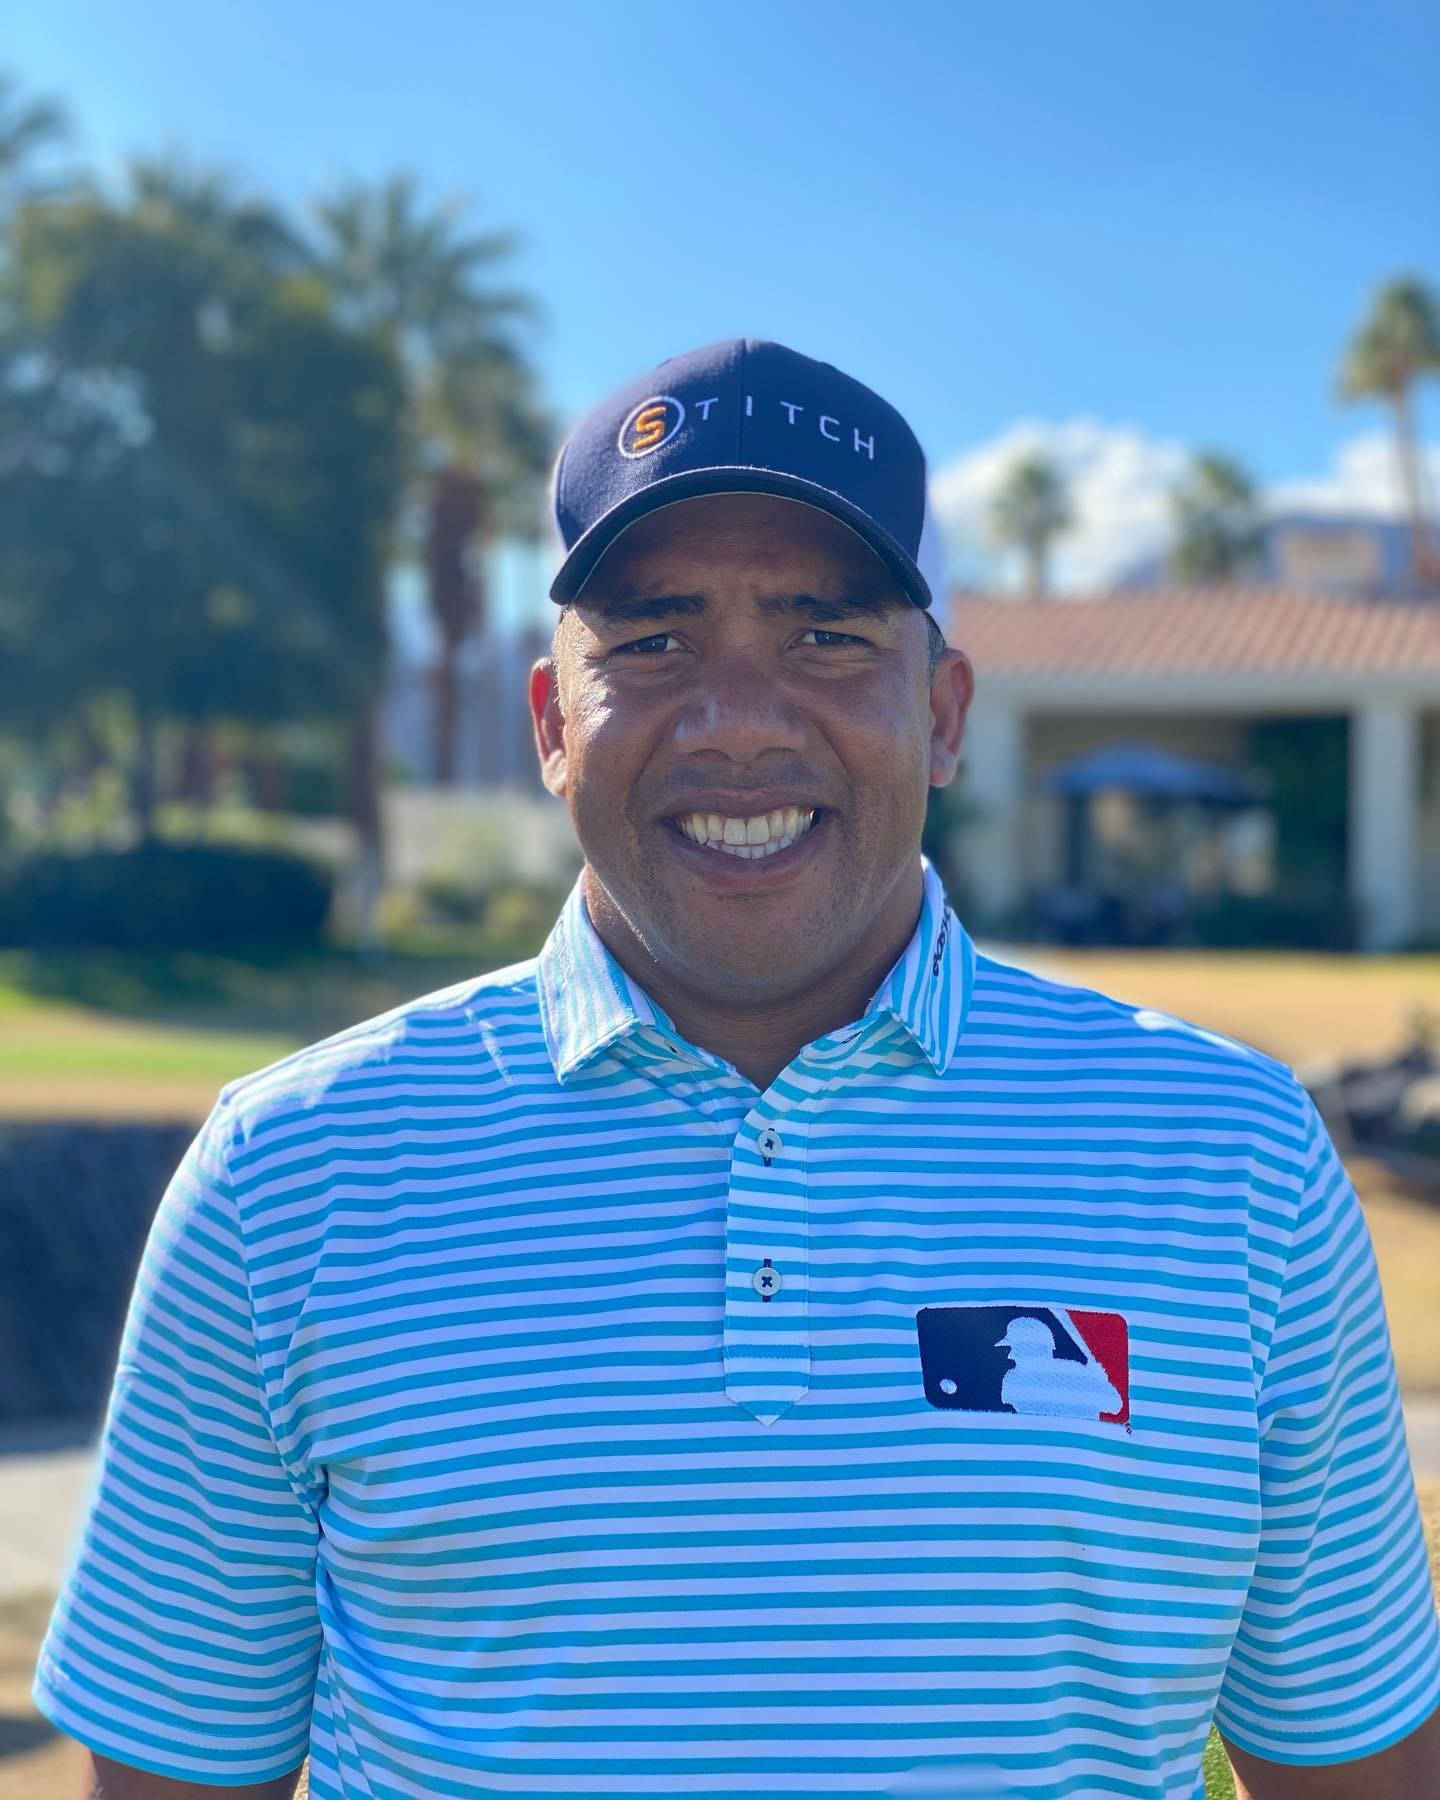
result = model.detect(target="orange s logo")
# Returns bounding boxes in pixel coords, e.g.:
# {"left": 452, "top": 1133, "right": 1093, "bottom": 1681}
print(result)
{"left": 618, "top": 394, "right": 685, "bottom": 458}
{"left": 631, "top": 406, "right": 668, "bottom": 450}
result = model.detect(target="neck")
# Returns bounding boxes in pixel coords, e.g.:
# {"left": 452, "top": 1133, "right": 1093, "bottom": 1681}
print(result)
{"left": 583, "top": 862, "right": 925, "bottom": 1091}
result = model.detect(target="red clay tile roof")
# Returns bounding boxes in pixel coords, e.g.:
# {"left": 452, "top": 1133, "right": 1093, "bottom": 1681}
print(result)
{"left": 943, "top": 585, "right": 1440, "bottom": 677}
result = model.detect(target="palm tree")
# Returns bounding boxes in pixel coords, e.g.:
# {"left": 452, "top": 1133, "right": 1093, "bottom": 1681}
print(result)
{"left": 422, "top": 336, "right": 550, "bottom": 783}
{"left": 314, "top": 175, "right": 550, "bottom": 782}
{"left": 1339, "top": 277, "right": 1440, "bottom": 587}
{"left": 0, "top": 71, "right": 69, "bottom": 217}
{"left": 991, "top": 453, "right": 1073, "bottom": 595}
{"left": 1169, "top": 452, "right": 1263, "bottom": 582}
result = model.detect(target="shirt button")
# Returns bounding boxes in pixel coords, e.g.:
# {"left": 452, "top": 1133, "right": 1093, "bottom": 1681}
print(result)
{"left": 756, "top": 1126, "right": 783, "bottom": 1158}
{"left": 752, "top": 1261, "right": 783, "bottom": 1298}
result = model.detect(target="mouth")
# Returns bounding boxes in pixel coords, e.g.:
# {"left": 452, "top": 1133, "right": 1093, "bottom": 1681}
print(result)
{"left": 668, "top": 804, "right": 820, "bottom": 861}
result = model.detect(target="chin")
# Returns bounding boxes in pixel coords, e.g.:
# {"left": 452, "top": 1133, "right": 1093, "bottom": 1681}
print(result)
{"left": 665, "top": 915, "right": 839, "bottom": 991}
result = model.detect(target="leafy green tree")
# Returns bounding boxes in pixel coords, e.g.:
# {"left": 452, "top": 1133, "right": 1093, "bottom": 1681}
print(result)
{"left": 314, "top": 174, "right": 550, "bottom": 782}
{"left": 0, "top": 71, "right": 76, "bottom": 830}
{"left": 1339, "top": 276, "right": 1440, "bottom": 586}
{"left": 1, "top": 171, "right": 405, "bottom": 843}
{"left": 990, "top": 453, "right": 1073, "bottom": 595}
{"left": 1169, "top": 452, "right": 1263, "bottom": 582}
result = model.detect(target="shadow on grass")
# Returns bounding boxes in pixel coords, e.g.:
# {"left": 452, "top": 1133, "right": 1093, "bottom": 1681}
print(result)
{"left": 0, "top": 931, "right": 549, "bottom": 1040}
{"left": 0, "top": 1712, "right": 56, "bottom": 1759}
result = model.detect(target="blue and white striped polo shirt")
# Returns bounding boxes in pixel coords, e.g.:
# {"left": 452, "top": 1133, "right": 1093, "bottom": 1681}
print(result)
{"left": 35, "top": 861, "right": 1440, "bottom": 1797}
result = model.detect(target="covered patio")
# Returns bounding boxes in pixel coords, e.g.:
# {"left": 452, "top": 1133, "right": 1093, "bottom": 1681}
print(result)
{"left": 1036, "top": 741, "right": 1268, "bottom": 944}
{"left": 944, "top": 585, "right": 1440, "bottom": 948}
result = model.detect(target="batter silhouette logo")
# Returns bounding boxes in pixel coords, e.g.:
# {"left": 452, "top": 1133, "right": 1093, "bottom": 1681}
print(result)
{"left": 916, "top": 1304, "right": 1130, "bottom": 1426}
{"left": 617, "top": 394, "right": 686, "bottom": 458}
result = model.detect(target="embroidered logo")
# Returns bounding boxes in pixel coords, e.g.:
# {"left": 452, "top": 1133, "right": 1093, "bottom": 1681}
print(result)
{"left": 617, "top": 394, "right": 685, "bottom": 458}
{"left": 916, "top": 1304, "right": 1130, "bottom": 1425}
{"left": 931, "top": 907, "right": 951, "bottom": 978}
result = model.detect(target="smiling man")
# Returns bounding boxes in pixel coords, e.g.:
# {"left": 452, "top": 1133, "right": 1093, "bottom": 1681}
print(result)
{"left": 533, "top": 487, "right": 961, "bottom": 1093}
{"left": 34, "top": 340, "right": 1440, "bottom": 1800}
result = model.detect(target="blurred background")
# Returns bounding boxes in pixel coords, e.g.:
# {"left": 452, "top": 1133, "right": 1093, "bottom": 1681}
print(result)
{"left": 0, "top": 3, "right": 1436, "bottom": 1794}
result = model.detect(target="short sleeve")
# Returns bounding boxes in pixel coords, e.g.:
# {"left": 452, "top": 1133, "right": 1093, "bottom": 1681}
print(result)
{"left": 32, "top": 1101, "right": 321, "bottom": 1784}
{"left": 1215, "top": 1094, "right": 1440, "bottom": 1764}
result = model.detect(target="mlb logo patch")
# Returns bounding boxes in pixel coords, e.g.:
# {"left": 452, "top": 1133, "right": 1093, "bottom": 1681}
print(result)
{"left": 916, "top": 1305, "right": 1130, "bottom": 1425}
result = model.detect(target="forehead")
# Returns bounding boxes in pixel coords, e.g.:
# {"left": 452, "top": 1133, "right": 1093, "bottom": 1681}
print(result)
{"left": 579, "top": 492, "right": 898, "bottom": 604}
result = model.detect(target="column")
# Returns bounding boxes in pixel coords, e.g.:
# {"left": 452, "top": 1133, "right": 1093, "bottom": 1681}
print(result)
{"left": 956, "top": 698, "right": 1025, "bottom": 928}
{"left": 1349, "top": 702, "right": 1419, "bottom": 949}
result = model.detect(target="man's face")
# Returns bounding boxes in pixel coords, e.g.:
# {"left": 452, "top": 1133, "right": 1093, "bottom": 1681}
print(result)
{"left": 531, "top": 492, "right": 972, "bottom": 1006}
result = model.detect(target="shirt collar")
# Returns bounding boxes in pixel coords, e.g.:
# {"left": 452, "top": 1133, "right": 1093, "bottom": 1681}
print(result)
{"left": 536, "top": 857, "right": 974, "bottom": 1083}
{"left": 866, "top": 856, "right": 976, "bottom": 1075}
{"left": 536, "top": 877, "right": 662, "bottom": 1082}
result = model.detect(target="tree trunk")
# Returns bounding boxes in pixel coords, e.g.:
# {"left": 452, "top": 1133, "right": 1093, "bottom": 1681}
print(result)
{"left": 425, "top": 465, "right": 488, "bottom": 783}
{"left": 177, "top": 723, "right": 217, "bottom": 807}
{"left": 434, "top": 637, "right": 461, "bottom": 784}
{"left": 1025, "top": 538, "right": 1048, "bottom": 597}
{"left": 132, "top": 712, "right": 158, "bottom": 842}
{"left": 1391, "top": 386, "right": 1440, "bottom": 588}
{"left": 347, "top": 697, "right": 385, "bottom": 955}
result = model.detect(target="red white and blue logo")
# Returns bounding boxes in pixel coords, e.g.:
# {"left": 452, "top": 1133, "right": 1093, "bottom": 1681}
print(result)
{"left": 916, "top": 1305, "right": 1130, "bottom": 1426}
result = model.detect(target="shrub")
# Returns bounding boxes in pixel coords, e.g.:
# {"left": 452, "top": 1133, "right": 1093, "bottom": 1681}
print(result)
{"left": 484, "top": 882, "right": 564, "bottom": 946}
{"left": 0, "top": 842, "right": 334, "bottom": 950}
{"left": 1185, "top": 891, "right": 1360, "bottom": 951}
{"left": 280, "top": 752, "right": 345, "bottom": 818}
{"left": 420, "top": 872, "right": 488, "bottom": 926}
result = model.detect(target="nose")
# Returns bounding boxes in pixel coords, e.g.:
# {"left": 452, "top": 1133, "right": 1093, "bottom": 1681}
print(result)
{"left": 671, "top": 645, "right": 808, "bottom": 762}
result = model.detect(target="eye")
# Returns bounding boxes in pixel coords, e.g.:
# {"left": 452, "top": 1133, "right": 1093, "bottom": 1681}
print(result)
{"left": 613, "top": 632, "right": 683, "bottom": 656}
{"left": 799, "top": 627, "right": 868, "bottom": 647}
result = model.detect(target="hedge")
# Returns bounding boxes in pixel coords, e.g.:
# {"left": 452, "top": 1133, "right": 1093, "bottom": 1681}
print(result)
{"left": 0, "top": 841, "right": 334, "bottom": 950}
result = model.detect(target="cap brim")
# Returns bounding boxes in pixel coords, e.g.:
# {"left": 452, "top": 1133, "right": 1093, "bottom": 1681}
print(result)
{"left": 548, "top": 466, "right": 933, "bottom": 610}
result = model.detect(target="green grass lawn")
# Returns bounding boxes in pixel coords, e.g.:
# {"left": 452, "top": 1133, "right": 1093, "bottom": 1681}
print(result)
{"left": 9, "top": 938, "right": 1440, "bottom": 1111}
{"left": 1203, "top": 1729, "right": 1235, "bottom": 1798}
{"left": 0, "top": 935, "right": 540, "bottom": 1118}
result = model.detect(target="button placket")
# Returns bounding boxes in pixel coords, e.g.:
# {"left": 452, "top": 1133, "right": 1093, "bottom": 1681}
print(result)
{"left": 722, "top": 1082, "right": 824, "bottom": 1426}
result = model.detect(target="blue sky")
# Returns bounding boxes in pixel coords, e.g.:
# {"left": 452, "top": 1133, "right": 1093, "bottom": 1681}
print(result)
{"left": 10, "top": 0, "right": 1439, "bottom": 601}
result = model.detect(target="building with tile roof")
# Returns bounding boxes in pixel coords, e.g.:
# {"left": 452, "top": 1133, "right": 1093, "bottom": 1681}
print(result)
{"left": 942, "top": 585, "right": 1440, "bottom": 949}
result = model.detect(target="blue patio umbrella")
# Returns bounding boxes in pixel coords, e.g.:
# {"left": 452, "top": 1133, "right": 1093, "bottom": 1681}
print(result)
{"left": 1042, "top": 742, "right": 1265, "bottom": 806}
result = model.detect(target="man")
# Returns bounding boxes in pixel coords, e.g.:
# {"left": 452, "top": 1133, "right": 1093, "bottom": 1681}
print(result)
{"left": 34, "top": 339, "right": 1440, "bottom": 1798}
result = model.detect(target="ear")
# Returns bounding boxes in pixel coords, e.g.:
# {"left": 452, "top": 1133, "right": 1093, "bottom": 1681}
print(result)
{"left": 927, "top": 647, "right": 974, "bottom": 787}
{"left": 529, "top": 658, "right": 568, "bottom": 798}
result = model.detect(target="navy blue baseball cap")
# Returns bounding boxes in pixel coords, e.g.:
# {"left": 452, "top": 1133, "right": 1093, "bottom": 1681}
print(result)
{"left": 549, "top": 338, "right": 945, "bottom": 610}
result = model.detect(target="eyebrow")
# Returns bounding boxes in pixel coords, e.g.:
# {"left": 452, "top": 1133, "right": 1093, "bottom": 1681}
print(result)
{"left": 759, "top": 592, "right": 900, "bottom": 623}
{"left": 594, "top": 591, "right": 900, "bottom": 626}
{"left": 596, "top": 593, "right": 708, "bottom": 624}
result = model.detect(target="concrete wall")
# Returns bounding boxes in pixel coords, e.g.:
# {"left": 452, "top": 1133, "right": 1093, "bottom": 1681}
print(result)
{"left": 1417, "top": 711, "right": 1440, "bottom": 940}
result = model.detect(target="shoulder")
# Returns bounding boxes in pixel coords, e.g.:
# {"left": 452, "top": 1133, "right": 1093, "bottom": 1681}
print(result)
{"left": 211, "top": 956, "right": 546, "bottom": 1156}
{"left": 966, "top": 946, "right": 1310, "bottom": 1135}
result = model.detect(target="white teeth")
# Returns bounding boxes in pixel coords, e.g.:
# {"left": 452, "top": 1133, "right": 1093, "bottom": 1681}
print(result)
{"left": 674, "top": 807, "right": 818, "bottom": 858}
